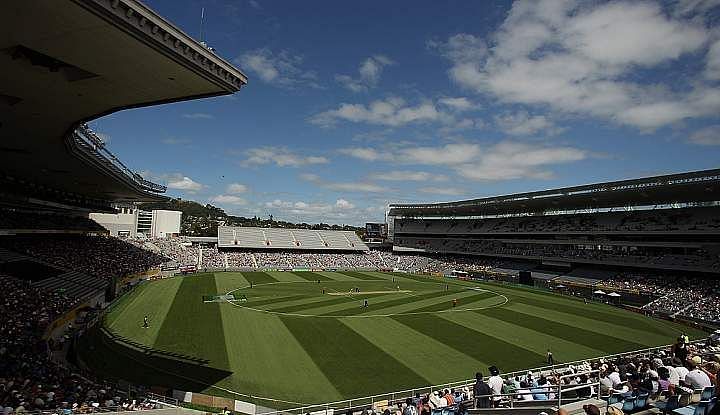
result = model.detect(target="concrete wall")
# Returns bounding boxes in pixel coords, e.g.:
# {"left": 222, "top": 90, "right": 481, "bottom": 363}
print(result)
{"left": 90, "top": 211, "right": 137, "bottom": 237}
{"left": 151, "top": 210, "right": 181, "bottom": 238}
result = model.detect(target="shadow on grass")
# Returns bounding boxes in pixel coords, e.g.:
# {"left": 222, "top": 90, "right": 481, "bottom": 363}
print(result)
{"left": 77, "top": 325, "right": 232, "bottom": 392}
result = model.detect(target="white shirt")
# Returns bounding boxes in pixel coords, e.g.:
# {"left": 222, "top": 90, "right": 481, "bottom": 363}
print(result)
{"left": 675, "top": 366, "right": 689, "bottom": 382}
{"left": 608, "top": 371, "right": 622, "bottom": 387}
{"left": 488, "top": 376, "right": 504, "bottom": 400}
{"left": 684, "top": 369, "right": 712, "bottom": 389}
{"left": 517, "top": 389, "right": 533, "bottom": 401}
{"left": 666, "top": 366, "right": 680, "bottom": 386}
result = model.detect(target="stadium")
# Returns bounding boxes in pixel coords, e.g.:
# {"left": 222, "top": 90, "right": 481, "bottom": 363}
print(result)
{"left": 1, "top": 2, "right": 719, "bottom": 415}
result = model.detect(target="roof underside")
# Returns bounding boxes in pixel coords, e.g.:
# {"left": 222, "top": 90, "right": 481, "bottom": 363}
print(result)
{"left": 389, "top": 168, "right": 720, "bottom": 217}
{"left": 0, "top": 0, "right": 247, "bottom": 205}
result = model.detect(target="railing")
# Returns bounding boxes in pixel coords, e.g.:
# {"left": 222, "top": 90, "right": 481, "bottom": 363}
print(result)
{"left": 12, "top": 404, "right": 183, "bottom": 415}
{"left": 254, "top": 341, "right": 694, "bottom": 415}
{"left": 71, "top": 124, "right": 167, "bottom": 194}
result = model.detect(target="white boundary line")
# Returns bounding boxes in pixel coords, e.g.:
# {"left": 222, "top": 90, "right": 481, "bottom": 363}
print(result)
{"left": 223, "top": 275, "right": 509, "bottom": 318}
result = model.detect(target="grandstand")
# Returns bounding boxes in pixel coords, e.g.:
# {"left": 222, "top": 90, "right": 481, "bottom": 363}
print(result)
{"left": 389, "top": 168, "right": 720, "bottom": 275}
{"left": 0, "top": 2, "right": 248, "bottom": 415}
{"left": 1, "top": 0, "right": 246, "bottom": 213}
{"left": 217, "top": 226, "right": 368, "bottom": 251}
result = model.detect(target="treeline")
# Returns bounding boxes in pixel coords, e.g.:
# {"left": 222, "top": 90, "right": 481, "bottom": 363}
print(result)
{"left": 138, "top": 198, "right": 363, "bottom": 237}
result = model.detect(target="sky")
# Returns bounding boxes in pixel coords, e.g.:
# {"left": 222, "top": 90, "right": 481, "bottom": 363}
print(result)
{"left": 91, "top": 0, "right": 720, "bottom": 225}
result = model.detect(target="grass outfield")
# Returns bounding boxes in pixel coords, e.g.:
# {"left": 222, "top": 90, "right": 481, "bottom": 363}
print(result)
{"left": 77, "top": 271, "right": 705, "bottom": 406}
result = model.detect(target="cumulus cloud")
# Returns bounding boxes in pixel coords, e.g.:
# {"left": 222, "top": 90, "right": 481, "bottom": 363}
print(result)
{"left": 210, "top": 195, "right": 247, "bottom": 205}
{"left": 310, "top": 96, "right": 483, "bottom": 130}
{"left": 263, "top": 198, "right": 378, "bottom": 224}
{"left": 706, "top": 40, "right": 720, "bottom": 80}
{"left": 438, "top": 97, "right": 478, "bottom": 112}
{"left": 236, "top": 48, "right": 320, "bottom": 88}
{"left": 455, "top": 141, "right": 586, "bottom": 181}
{"left": 431, "top": 0, "right": 718, "bottom": 130}
{"left": 688, "top": 125, "right": 720, "bottom": 145}
{"left": 226, "top": 183, "right": 249, "bottom": 194}
{"left": 167, "top": 177, "right": 203, "bottom": 192}
{"left": 369, "top": 170, "right": 449, "bottom": 182}
{"left": 340, "top": 140, "right": 588, "bottom": 181}
{"left": 495, "top": 111, "right": 563, "bottom": 136}
{"left": 310, "top": 97, "right": 440, "bottom": 127}
{"left": 241, "top": 147, "right": 329, "bottom": 167}
{"left": 338, "top": 147, "right": 391, "bottom": 162}
{"left": 139, "top": 171, "right": 205, "bottom": 193}
{"left": 418, "top": 186, "right": 467, "bottom": 196}
{"left": 336, "top": 55, "right": 394, "bottom": 92}
{"left": 300, "top": 173, "right": 389, "bottom": 193}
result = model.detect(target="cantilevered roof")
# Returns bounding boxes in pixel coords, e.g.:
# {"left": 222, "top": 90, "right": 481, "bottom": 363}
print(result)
{"left": 0, "top": 0, "right": 247, "bottom": 206}
{"left": 389, "top": 168, "right": 720, "bottom": 217}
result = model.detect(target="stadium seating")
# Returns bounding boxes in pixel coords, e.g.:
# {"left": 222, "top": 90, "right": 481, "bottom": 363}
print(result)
{"left": 394, "top": 207, "right": 720, "bottom": 235}
{"left": 0, "top": 235, "right": 168, "bottom": 280}
{"left": 217, "top": 226, "right": 369, "bottom": 251}
{"left": 0, "top": 209, "right": 106, "bottom": 233}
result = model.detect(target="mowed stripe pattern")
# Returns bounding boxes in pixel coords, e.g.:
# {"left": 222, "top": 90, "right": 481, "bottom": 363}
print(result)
{"left": 95, "top": 272, "right": 706, "bottom": 405}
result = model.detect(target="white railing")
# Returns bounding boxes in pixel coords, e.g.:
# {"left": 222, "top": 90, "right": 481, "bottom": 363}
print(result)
{"left": 254, "top": 341, "right": 693, "bottom": 415}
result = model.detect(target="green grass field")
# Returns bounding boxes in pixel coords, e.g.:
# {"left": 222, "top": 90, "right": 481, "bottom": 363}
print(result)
{"left": 77, "top": 271, "right": 704, "bottom": 407}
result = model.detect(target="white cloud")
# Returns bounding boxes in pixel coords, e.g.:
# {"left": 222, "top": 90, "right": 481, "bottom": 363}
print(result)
{"left": 688, "top": 125, "right": 720, "bottom": 145}
{"left": 335, "top": 198, "right": 355, "bottom": 209}
{"left": 401, "top": 143, "right": 482, "bottom": 165}
{"left": 241, "top": 147, "right": 329, "bottom": 167}
{"left": 438, "top": 97, "right": 477, "bottom": 112}
{"left": 226, "top": 183, "right": 249, "bottom": 194}
{"left": 210, "top": 195, "right": 247, "bottom": 205}
{"left": 495, "top": 111, "right": 563, "bottom": 136}
{"left": 310, "top": 97, "right": 484, "bottom": 130}
{"left": 236, "top": 48, "right": 319, "bottom": 88}
{"left": 300, "top": 173, "right": 389, "bottom": 193}
{"left": 264, "top": 198, "right": 376, "bottom": 224}
{"left": 706, "top": 40, "right": 720, "bottom": 80}
{"left": 432, "top": 1, "right": 717, "bottom": 130}
{"left": 456, "top": 141, "right": 587, "bottom": 181}
{"left": 369, "top": 170, "right": 449, "bottom": 182}
{"left": 340, "top": 140, "right": 588, "bottom": 181}
{"left": 166, "top": 175, "right": 204, "bottom": 192}
{"left": 137, "top": 171, "right": 205, "bottom": 193}
{"left": 336, "top": 55, "right": 394, "bottom": 92}
{"left": 310, "top": 97, "right": 440, "bottom": 127}
{"left": 182, "top": 113, "right": 214, "bottom": 119}
{"left": 418, "top": 186, "right": 467, "bottom": 196}
{"left": 338, "top": 147, "right": 390, "bottom": 161}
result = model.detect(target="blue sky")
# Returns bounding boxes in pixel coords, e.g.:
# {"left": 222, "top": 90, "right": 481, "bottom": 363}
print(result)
{"left": 91, "top": 0, "right": 720, "bottom": 225}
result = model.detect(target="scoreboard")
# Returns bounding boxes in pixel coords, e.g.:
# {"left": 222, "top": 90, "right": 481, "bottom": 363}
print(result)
{"left": 365, "top": 222, "right": 387, "bottom": 239}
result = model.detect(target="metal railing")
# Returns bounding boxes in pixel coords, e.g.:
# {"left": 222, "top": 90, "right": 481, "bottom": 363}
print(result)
{"left": 254, "top": 341, "right": 694, "bottom": 415}
{"left": 71, "top": 124, "right": 166, "bottom": 194}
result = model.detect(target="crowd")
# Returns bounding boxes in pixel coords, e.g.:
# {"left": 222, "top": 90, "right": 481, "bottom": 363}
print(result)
{"left": 467, "top": 338, "right": 718, "bottom": 412}
{"left": 0, "top": 210, "right": 105, "bottom": 233}
{"left": 394, "top": 238, "right": 720, "bottom": 272}
{"left": 0, "top": 275, "right": 159, "bottom": 414}
{"left": 0, "top": 236, "right": 167, "bottom": 280}
{"left": 190, "top": 248, "right": 433, "bottom": 271}
{"left": 394, "top": 207, "right": 720, "bottom": 235}
{"left": 368, "top": 336, "right": 719, "bottom": 415}
{"left": 139, "top": 238, "right": 199, "bottom": 267}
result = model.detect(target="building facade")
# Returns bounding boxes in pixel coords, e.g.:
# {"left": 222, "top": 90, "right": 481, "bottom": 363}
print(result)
{"left": 90, "top": 208, "right": 181, "bottom": 238}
